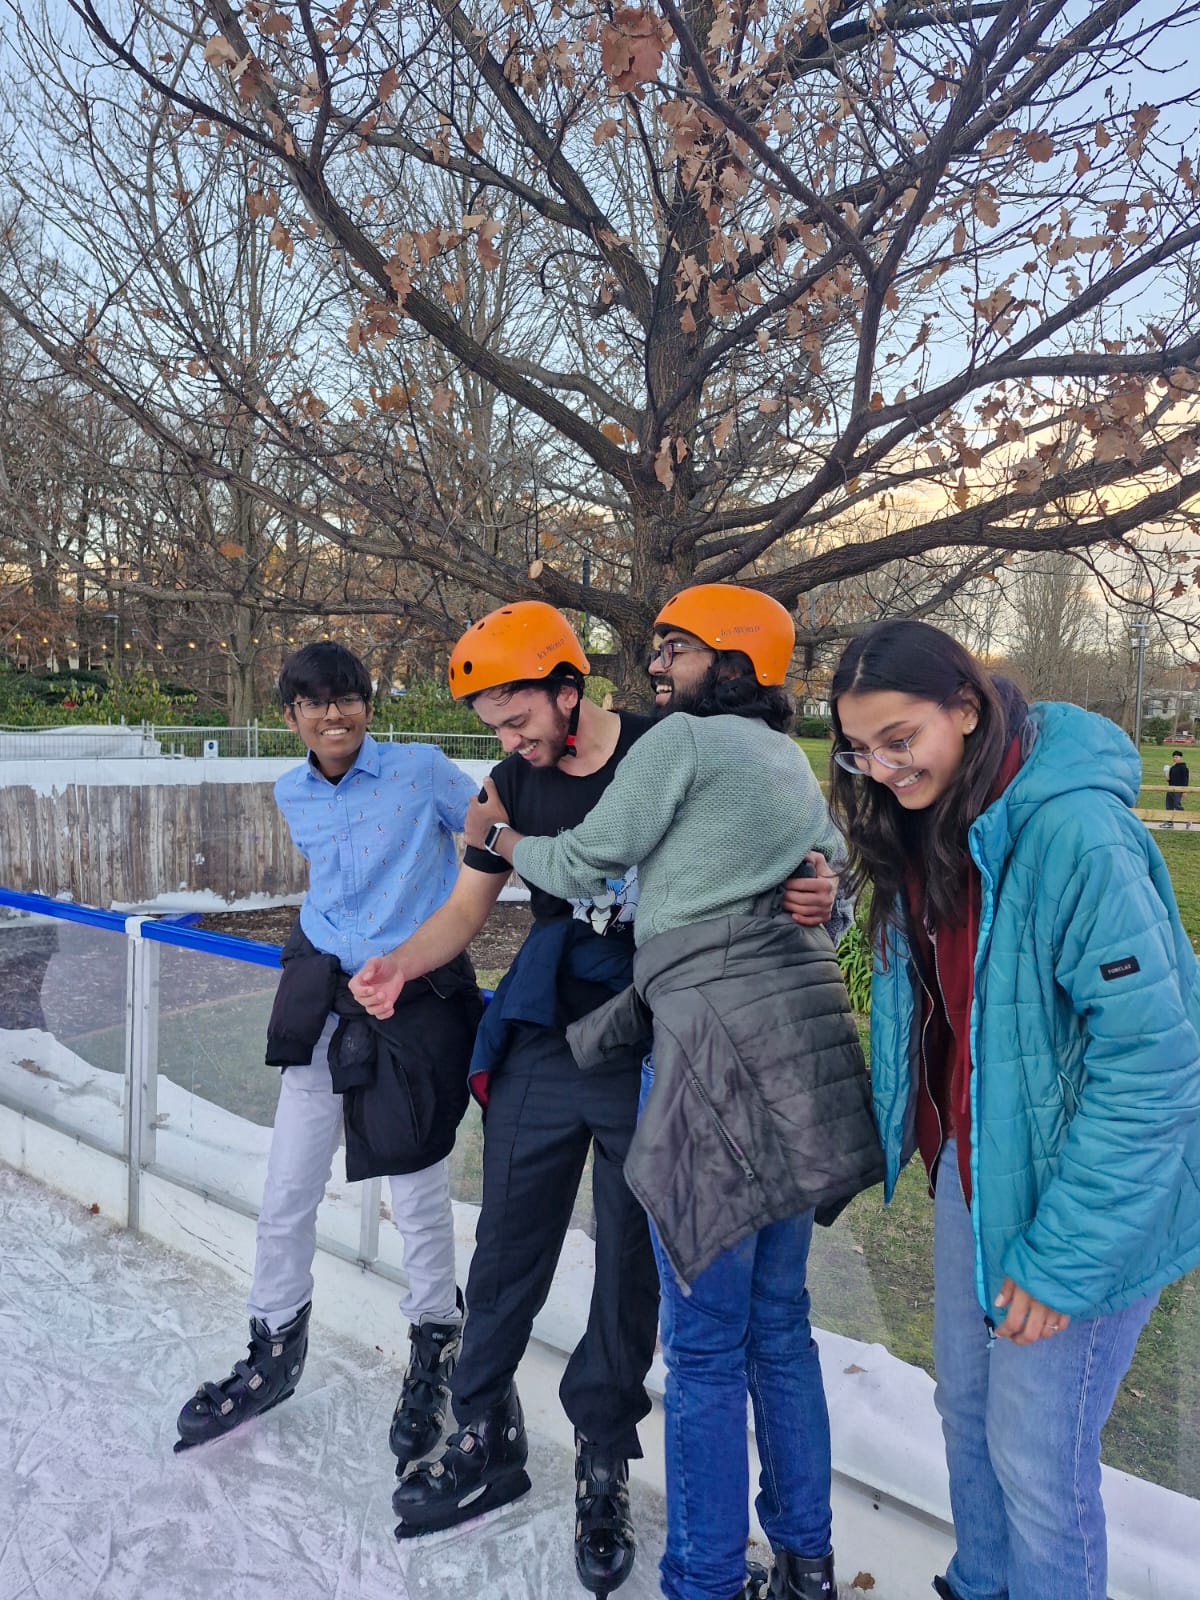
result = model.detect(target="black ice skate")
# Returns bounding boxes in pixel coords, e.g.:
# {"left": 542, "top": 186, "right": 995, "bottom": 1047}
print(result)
{"left": 736, "top": 1563, "right": 770, "bottom": 1600}
{"left": 573, "top": 1431, "right": 636, "bottom": 1596}
{"left": 174, "top": 1302, "right": 311, "bottom": 1453}
{"left": 391, "top": 1386, "right": 531, "bottom": 1538}
{"left": 389, "top": 1293, "right": 464, "bottom": 1472}
{"left": 768, "top": 1547, "right": 836, "bottom": 1600}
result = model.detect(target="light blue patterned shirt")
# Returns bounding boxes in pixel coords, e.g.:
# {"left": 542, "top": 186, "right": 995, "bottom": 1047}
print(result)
{"left": 274, "top": 733, "right": 475, "bottom": 973}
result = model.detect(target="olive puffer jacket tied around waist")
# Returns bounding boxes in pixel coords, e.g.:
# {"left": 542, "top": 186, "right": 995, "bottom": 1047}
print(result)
{"left": 567, "top": 910, "right": 884, "bottom": 1285}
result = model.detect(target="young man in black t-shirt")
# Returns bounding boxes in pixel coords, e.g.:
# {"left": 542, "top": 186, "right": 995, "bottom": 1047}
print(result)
{"left": 352, "top": 601, "right": 836, "bottom": 1597}
{"left": 352, "top": 605, "right": 657, "bottom": 1596}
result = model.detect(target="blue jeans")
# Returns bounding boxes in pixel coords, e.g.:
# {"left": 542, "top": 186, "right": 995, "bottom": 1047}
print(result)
{"left": 932, "top": 1142, "right": 1157, "bottom": 1600}
{"left": 641, "top": 1062, "right": 832, "bottom": 1600}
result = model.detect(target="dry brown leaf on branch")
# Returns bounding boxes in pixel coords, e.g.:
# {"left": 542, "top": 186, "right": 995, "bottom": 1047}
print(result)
{"left": 203, "top": 34, "right": 239, "bottom": 69}
{"left": 974, "top": 186, "right": 1000, "bottom": 227}
{"left": 1093, "top": 426, "right": 1132, "bottom": 463}
{"left": 600, "top": 421, "right": 636, "bottom": 445}
{"left": 247, "top": 190, "right": 278, "bottom": 219}
{"left": 476, "top": 222, "right": 502, "bottom": 271}
{"left": 983, "top": 127, "right": 1018, "bottom": 157}
{"left": 1126, "top": 103, "right": 1159, "bottom": 158}
{"left": 268, "top": 220, "right": 294, "bottom": 263}
{"left": 600, "top": 7, "right": 671, "bottom": 94}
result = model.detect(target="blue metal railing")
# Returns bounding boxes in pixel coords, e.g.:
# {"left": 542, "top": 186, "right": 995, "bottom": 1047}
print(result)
{"left": 0, "top": 887, "right": 494, "bottom": 991}
{"left": 0, "top": 886, "right": 130, "bottom": 934}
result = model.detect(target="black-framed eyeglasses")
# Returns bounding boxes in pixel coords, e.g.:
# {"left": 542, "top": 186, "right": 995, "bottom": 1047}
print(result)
{"left": 290, "top": 694, "right": 367, "bottom": 719}
{"left": 833, "top": 700, "right": 948, "bottom": 775}
{"left": 647, "top": 639, "right": 713, "bottom": 671}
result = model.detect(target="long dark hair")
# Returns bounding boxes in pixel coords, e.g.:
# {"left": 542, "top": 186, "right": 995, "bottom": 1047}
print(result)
{"left": 690, "top": 650, "right": 795, "bottom": 733}
{"left": 828, "top": 620, "right": 1019, "bottom": 946}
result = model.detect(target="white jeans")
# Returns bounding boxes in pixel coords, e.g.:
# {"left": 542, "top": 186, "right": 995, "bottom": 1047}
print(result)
{"left": 248, "top": 1021, "right": 460, "bottom": 1335}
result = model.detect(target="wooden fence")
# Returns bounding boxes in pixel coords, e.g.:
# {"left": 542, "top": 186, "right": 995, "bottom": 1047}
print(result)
{"left": 0, "top": 776, "right": 306, "bottom": 907}
{"left": 0, "top": 755, "right": 500, "bottom": 908}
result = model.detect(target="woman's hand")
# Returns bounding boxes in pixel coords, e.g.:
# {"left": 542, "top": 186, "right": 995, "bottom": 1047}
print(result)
{"left": 464, "top": 778, "right": 509, "bottom": 849}
{"left": 780, "top": 851, "right": 838, "bottom": 925}
{"left": 994, "top": 1278, "right": 1072, "bottom": 1345}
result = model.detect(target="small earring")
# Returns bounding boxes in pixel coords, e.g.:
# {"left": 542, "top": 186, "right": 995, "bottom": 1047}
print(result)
{"left": 965, "top": 720, "right": 977, "bottom": 733}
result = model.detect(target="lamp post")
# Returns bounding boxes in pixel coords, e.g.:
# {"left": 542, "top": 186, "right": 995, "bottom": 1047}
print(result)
{"left": 1129, "top": 619, "right": 1149, "bottom": 746}
{"left": 103, "top": 612, "right": 120, "bottom": 684}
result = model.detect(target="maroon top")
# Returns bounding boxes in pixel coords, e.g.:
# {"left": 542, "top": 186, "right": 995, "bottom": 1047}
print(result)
{"left": 907, "top": 736, "right": 1023, "bottom": 1203}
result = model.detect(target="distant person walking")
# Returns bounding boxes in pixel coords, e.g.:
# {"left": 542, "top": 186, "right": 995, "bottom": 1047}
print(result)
{"left": 1166, "top": 749, "right": 1189, "bottom": 813}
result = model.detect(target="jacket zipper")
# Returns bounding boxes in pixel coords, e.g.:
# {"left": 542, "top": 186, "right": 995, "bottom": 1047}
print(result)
{"left": 935, "top": 852, "right": 997, "bottom": 1341}
{"left": 917, "top": 926, "right": 945, "bottom": 1176}
{"left": 685, "top": 1067, "right": 758, "bottom": 1184}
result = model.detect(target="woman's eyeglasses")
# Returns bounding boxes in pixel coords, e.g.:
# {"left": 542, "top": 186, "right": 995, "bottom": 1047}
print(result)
{"left": 290, "top": 694, "right": 367, "bottom": 718}
{"left": 833, "top": 701, "right": 948, "bottom": 775}
{"left": 647, "top": 639, "right": 712, "bottom": 671}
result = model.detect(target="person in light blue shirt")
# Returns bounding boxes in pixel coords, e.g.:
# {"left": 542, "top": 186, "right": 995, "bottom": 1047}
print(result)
{"left": 175, "top": 642, "right": 481, "bottom": 1469}
{"left": 274, "top": 702, "right": 471, "bottom": 973}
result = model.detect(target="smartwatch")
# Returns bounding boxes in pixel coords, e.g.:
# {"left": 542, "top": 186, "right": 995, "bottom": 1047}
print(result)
{"left": 483, "top": 820, "right": 512, "bottom": 856}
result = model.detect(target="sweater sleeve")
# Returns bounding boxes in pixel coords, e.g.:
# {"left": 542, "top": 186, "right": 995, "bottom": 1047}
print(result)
{"left": 512, "top": 718, "right": 699, "bottom": 900}
{"left": 999, "top": 827, "right": 1200, "bottom": 1318}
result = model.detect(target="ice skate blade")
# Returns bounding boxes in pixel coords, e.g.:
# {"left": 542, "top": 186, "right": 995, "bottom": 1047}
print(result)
{"left": 393, "top": 1468, "right": 532, "bottom": 1539}
{"left": 577, "top": 1546, "right": 636, "bottom": 1598}
{"left": 172, "top": 1386, "right": 296, "bottom": 1453}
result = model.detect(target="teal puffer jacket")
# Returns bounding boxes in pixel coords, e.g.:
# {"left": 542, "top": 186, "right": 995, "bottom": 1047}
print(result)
{"left": 870, "top": 702, "right": 1200, "bottom": 1322}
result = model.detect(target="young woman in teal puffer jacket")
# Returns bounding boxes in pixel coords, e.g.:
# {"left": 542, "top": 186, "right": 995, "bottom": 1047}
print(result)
{"left": 828, "top": 619, "right": 1200, "bottom": 1600}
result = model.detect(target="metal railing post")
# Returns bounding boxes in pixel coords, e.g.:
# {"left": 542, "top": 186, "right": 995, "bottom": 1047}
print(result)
{"left": 359, "top": 1176, "right": 382, "bottom": 1267}
{"left": 123, "top": 917, "right": 160, "bottom": 1234}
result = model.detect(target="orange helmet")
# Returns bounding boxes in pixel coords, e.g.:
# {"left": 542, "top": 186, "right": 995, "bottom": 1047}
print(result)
{"left": 448, "top": 601, "right": 590, "bottom": 699}
{"left": 654, "top": 583, "right": 795, "bottom": 686}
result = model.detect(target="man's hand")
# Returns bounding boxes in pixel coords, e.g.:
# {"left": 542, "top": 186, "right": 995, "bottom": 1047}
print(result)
{"left": 994, "top": 1277, "right": 1071, "bottom": 1345}
{"left": 781, "top": 851, "right": 838, "bottom": 926}
{"left": 350, "top": 953, "right": 406, "bottom": 1019}
{"left": 463, "top": 778, "right": 510, "bottom": 850}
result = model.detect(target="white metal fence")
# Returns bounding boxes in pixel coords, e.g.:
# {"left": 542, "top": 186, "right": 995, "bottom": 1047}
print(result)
{"left": 0, "top": 723, "right": 502, "bottom": 761}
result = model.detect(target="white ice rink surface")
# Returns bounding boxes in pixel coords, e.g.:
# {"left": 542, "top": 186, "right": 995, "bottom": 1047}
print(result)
{"left": 0, "top": 1165, "right": 670, "bottom": 1600}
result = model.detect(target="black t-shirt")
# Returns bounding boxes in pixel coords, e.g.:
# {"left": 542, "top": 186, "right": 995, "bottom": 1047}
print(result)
{"left": 464, "top": 710, "right": 652, "bottom": 925}
{"left": 1169, "top": 760, "right": 1190, "bottom": 786}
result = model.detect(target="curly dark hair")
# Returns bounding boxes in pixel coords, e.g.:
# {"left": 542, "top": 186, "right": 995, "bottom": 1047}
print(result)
{"left": 682, "top": 650, "right": 795, "bottom": 733}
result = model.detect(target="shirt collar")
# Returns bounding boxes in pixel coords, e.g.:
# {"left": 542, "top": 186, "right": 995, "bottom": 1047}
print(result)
{"left": 304, "top": 730, "right": 380, "bottom": 784}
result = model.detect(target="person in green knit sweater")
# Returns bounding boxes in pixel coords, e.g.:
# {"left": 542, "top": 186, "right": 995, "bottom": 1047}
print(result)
{"left": 464, "top": 584, "right": 881, "bottom": 1600}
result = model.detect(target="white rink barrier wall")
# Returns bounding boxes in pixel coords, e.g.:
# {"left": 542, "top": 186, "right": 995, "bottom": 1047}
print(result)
{"left": 0, "top": 886, "right": 1196, "bottom": 1600}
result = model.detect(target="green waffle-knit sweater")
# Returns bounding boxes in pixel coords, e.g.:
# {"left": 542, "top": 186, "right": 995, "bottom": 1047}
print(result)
{"left": 512, "top": 712, "right": 838, "bottom": 946}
